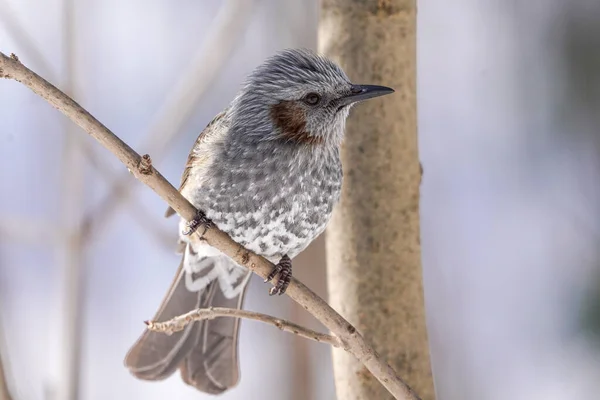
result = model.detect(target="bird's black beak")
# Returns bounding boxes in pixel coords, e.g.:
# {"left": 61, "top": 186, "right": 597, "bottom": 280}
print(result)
{"left": 337, "top": 84, "right": 395, "bottom": 107}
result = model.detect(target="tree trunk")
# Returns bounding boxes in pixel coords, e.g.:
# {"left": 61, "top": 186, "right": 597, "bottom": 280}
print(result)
{"left": 319, "top": 1, "right": 434, "bottom": 399}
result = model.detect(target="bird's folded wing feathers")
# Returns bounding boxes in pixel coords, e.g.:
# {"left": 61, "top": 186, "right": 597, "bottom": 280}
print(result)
{"left": 165, "top": 109, "right": 229, "bottom": 218}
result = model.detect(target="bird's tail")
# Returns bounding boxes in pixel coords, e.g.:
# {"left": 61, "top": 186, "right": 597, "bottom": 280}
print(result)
{"left": 124, "top": 243, "right": 251, "bottom": 394}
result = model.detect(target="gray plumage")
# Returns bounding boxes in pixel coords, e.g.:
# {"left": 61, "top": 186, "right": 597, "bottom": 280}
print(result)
{"left": 124, "top": 48, "right": 394, "bottom": 394}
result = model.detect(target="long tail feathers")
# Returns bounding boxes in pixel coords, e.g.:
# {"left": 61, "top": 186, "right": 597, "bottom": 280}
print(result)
{"left": 179, "top": 275, "right": 248, "bottom": 393}
{"left": 124, "top": 244, "right": 250, "bottom": 394}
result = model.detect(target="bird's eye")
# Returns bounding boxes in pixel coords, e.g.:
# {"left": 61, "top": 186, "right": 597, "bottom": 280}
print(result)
{"left": 304, "top": 93, "right": 321, "bottom": 105}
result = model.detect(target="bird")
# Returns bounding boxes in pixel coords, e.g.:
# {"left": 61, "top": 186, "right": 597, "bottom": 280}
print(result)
{"left": 124, "top": 48, "right": 394, "bottom": 394}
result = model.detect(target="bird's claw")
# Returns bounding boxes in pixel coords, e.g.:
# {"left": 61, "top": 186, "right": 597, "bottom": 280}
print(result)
{"left": 265, "top": 255, "right": 292, "bottom": 296}
{"left": 183, "top": 210, "right": 213, "bottom": 236}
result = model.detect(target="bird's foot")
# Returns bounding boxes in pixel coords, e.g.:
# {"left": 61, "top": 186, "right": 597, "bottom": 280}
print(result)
{"left": 265, "top": 254, "right": 292, "bottom": 296}
{"left": 183, "top": 210, "right": 213, "bottom": 236}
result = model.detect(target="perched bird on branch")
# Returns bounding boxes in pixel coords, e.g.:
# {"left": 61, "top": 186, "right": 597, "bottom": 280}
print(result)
{"left": 124, "top": 48, "right": 393, "bottom": 394}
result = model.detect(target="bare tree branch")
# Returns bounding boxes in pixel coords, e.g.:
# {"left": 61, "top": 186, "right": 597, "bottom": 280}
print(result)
{"left": 0, "top": 51, "right": 421, "bottom": 400}
{"left": 146, "top": 307, "right": 341, "bottom": 347}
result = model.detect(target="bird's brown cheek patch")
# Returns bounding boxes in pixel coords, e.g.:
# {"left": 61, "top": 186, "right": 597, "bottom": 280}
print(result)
{"left": 270, "top": 101, "right": 324, "bottom": 145}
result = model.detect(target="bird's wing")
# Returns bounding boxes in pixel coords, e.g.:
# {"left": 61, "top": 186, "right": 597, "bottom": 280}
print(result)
{"left": 165, "top": 110, "right": 229, "bottom": 218}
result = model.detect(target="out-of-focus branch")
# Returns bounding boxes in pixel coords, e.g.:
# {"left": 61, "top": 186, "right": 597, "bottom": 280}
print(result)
{"left": 0, "top": 51, "right": 421, "bottom": 400}
{"left": 0, "top": 217, "right": 57, "bottom": 243}
{"left": 0, "top": 308, "right": 13, "bottom": 400}
{"left": 0, "top": 346, "right": 12, "bottom": 400}
{"left": 146, "top": 307, "right": 341, "bottom": 347}
{"left": 55, "top": 3, "right": 85, "bottom": 398}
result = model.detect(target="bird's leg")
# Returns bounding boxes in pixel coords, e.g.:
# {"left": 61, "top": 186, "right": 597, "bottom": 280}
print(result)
{"left": 183, "top": 209, "right": 214, "bottom": 236}
{"left": 265, "top": 254, "right": 292, "bottom": 296}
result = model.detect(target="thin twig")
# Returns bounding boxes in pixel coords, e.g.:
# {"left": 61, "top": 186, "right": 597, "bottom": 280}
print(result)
{"left": 146, "top": 307, "right": 341, "bottom": 347}
{"left": 0, "top": 51, "right": 421, "bottom": 400}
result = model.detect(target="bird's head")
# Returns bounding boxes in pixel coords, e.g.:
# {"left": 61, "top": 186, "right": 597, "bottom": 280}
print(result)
{"left": 230, "top": 48, "right": 394, "bottom": 149}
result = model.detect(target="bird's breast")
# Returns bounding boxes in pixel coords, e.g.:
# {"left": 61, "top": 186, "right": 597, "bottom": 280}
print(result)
{"left": 190, "top": 160, "right": 341, "bottom": 262}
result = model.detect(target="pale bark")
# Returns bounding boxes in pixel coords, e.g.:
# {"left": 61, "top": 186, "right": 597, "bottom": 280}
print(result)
{"left": 319, "top": 1, "right": 434, "bottom": 399}
{"left": 146, "top": 307, "right": 341, "bottom": 347}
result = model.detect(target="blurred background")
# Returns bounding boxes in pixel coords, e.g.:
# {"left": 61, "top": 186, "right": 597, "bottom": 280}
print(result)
{"left": 1, "top": 0, "right": 600, "bottom": 399}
